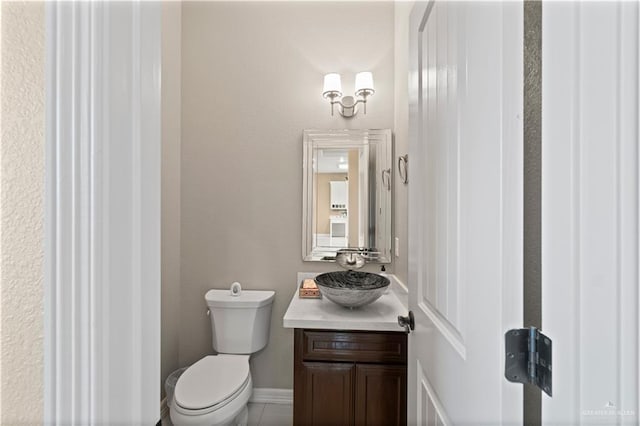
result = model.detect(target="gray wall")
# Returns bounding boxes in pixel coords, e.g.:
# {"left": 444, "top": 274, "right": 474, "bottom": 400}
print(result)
{"left": 393, "top": 1, "right": 412, "bottom": 286}
{"left": 161, "top": 1, "right": 182, "bottom": 398}
{"left": 179, "top": 1, "right": 396, "bottom": 389}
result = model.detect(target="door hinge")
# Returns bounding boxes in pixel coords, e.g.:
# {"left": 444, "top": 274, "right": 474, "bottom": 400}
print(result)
{"left": 504, "top": 327, "right": 552, "bottom": 397}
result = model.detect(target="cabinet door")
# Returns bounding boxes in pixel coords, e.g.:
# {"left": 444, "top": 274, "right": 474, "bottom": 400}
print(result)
{"left": 354, "top": 364, "right": 407, "bottom": 426}
{"left": 330, "top": 180, "right": 348, "bottom": 209}
{"left": 298, "top": 362, "right": 355, "bottom": 426}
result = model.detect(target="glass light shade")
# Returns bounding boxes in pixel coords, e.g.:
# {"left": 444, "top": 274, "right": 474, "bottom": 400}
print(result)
{"left": 355, "top": 71, "right": 374, "bottom": 93}
{"left": 323, "top": 73, "right": 342, "bottom": 96}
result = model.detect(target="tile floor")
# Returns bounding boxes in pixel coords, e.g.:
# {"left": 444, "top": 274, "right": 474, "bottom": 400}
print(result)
{"left": 248, "top": 403, "right": 293, "bottom": 426}
{"left": 162, "top": 402, "right": 293, "bottom": 426}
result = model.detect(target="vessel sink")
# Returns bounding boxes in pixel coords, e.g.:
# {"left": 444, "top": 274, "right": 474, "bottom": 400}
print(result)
{"left": 314, "top": 271, "right": 390, "bottom": 308}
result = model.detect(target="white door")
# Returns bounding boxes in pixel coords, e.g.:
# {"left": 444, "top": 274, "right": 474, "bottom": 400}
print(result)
{"left": 542, "top": 1, "right": 640, "bottom": 424}
{"left": 408, "top": 1, "right": 523, "bottom": 424}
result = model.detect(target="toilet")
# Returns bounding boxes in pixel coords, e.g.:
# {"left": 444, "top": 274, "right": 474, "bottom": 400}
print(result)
{"left": 170, "top": 286, "right": 275, "bottom": 426}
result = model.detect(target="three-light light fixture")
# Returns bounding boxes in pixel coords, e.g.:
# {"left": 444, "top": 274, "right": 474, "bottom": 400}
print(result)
{"left": 322, "top": 72, "right": 375, "bottom": 118}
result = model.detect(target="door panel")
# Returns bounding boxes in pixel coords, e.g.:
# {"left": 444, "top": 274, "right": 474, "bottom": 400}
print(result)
{"left": 420, "top": 0, "right": 464, "bottom": 350}
{"left": 416, "top": 361, "right": 449, "bottom": 426}
{"left": 542, "top": 2, "right": 640, "bottom": 423}
{"left": 408, "top": 1, "right": 523, "bottom": 423}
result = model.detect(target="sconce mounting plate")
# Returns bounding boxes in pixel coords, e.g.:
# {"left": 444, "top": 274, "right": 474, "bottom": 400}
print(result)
{"left": 339, "top": 96, "right": 357, "bottom": 118}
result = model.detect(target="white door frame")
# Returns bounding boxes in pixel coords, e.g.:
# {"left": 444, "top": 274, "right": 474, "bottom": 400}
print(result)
{"left": 44, "top": 1, "right": 161, "bottom": 423}
{"left": 542, "top": 1, "right": 640, "bottom": 423}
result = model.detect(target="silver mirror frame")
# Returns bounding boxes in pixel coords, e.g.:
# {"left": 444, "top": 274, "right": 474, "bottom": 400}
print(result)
{"left": 302, "top": 129, "right": 392, "bottom": 263}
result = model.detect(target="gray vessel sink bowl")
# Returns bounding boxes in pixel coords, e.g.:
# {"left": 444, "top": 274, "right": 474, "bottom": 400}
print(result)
{"left": 314, "top": 271, "right": 390, "bottom": 309}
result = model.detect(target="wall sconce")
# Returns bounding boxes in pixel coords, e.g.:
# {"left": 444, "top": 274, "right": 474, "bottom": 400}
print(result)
{"left": 322, "top": 72, "right": 375, "bottom": 118}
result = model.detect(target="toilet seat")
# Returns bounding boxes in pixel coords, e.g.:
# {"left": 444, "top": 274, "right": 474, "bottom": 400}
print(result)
{"left": 170, "top": 374, "right": 252, "bottom": 425}
{"left": 174, "top": 355, "right": 250, "bottom": 412}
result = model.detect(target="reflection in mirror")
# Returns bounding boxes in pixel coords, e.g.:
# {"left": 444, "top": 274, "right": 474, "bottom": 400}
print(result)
{"left": 302, "top": 129, "right": 392, "bottom": 263}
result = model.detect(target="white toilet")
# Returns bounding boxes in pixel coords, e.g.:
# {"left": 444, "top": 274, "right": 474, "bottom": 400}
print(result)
{"left": 170, "top": 287, "right": 275, "bottom": 426}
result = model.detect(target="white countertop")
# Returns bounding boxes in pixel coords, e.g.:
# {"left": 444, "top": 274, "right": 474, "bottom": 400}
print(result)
{"left": 283, "top": 272, "right": 408, "bottom": 332}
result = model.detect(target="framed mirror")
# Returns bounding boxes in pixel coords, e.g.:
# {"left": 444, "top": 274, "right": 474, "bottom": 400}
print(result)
{"left": 302, "top": 129, "right": 392, "bottom": 262}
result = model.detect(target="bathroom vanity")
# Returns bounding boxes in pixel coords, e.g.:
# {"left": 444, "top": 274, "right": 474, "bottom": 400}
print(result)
{"left": 293, "top": 329, "right": 406, "bottom": 425}
{"left": 284, "top": 273, "right": 408, "bottom": 426}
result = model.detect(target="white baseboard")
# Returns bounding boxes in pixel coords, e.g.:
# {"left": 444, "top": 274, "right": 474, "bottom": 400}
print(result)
{"left": 249, "top": 388, "right": 293, "bottom": 405}
{"left": 160, "top": 396, "right": 169, "bottom": 420}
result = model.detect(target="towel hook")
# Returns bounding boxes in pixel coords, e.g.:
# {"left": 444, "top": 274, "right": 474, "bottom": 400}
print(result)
{"left": 398, "top": 154, "right": 408, "bottom": 184}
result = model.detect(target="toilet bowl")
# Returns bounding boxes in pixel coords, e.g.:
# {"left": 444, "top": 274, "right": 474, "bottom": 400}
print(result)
{"left": 170, "top": 355, "right": 252, "bottom": 425}
{"left": 170, "top": 287, "right": 275, "bottom": 426}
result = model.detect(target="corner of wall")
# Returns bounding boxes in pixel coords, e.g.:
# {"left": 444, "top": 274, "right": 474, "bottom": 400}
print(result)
{"left": 160, "top": 0, "right": 182, "bottom": 399}
{"left": 392, "top": 1, "right": 414, "bottom": 285}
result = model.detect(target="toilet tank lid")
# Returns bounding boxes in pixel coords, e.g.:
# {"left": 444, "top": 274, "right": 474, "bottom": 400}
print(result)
{"left": 205, "top": 289, "right": 275, "bottom": 308}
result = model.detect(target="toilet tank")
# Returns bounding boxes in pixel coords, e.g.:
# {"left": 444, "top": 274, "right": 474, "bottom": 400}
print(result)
{"left": 205, "top": 289, "right": 275, "bottom": 354}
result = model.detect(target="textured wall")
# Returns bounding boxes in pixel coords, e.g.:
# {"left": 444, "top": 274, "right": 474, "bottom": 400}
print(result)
{"left": 161, "top": 0, "right": 182, "bottom": 399}
{"left": 0, "top": 1, "right": 45, "bottom": 422}
{"left": 523, "top": 0, "right": 542, "bottom": 423}
{"left": 180, "top": 1, "right": 395, "bottom": 389}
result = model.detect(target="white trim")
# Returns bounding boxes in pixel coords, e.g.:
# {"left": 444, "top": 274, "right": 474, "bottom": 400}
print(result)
{"left": 249, "top": 388, "right": 293, "bottom": 405}
{"left": 45, "top": 2, "right": 161, "bottom": 424}
{"left": 542, "top": 2, "right": 640, "bottom": 423}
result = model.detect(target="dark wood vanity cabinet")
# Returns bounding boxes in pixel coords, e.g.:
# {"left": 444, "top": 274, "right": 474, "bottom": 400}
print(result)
{"left": 293, "top": 329, "right": 407, "bottom": 426}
